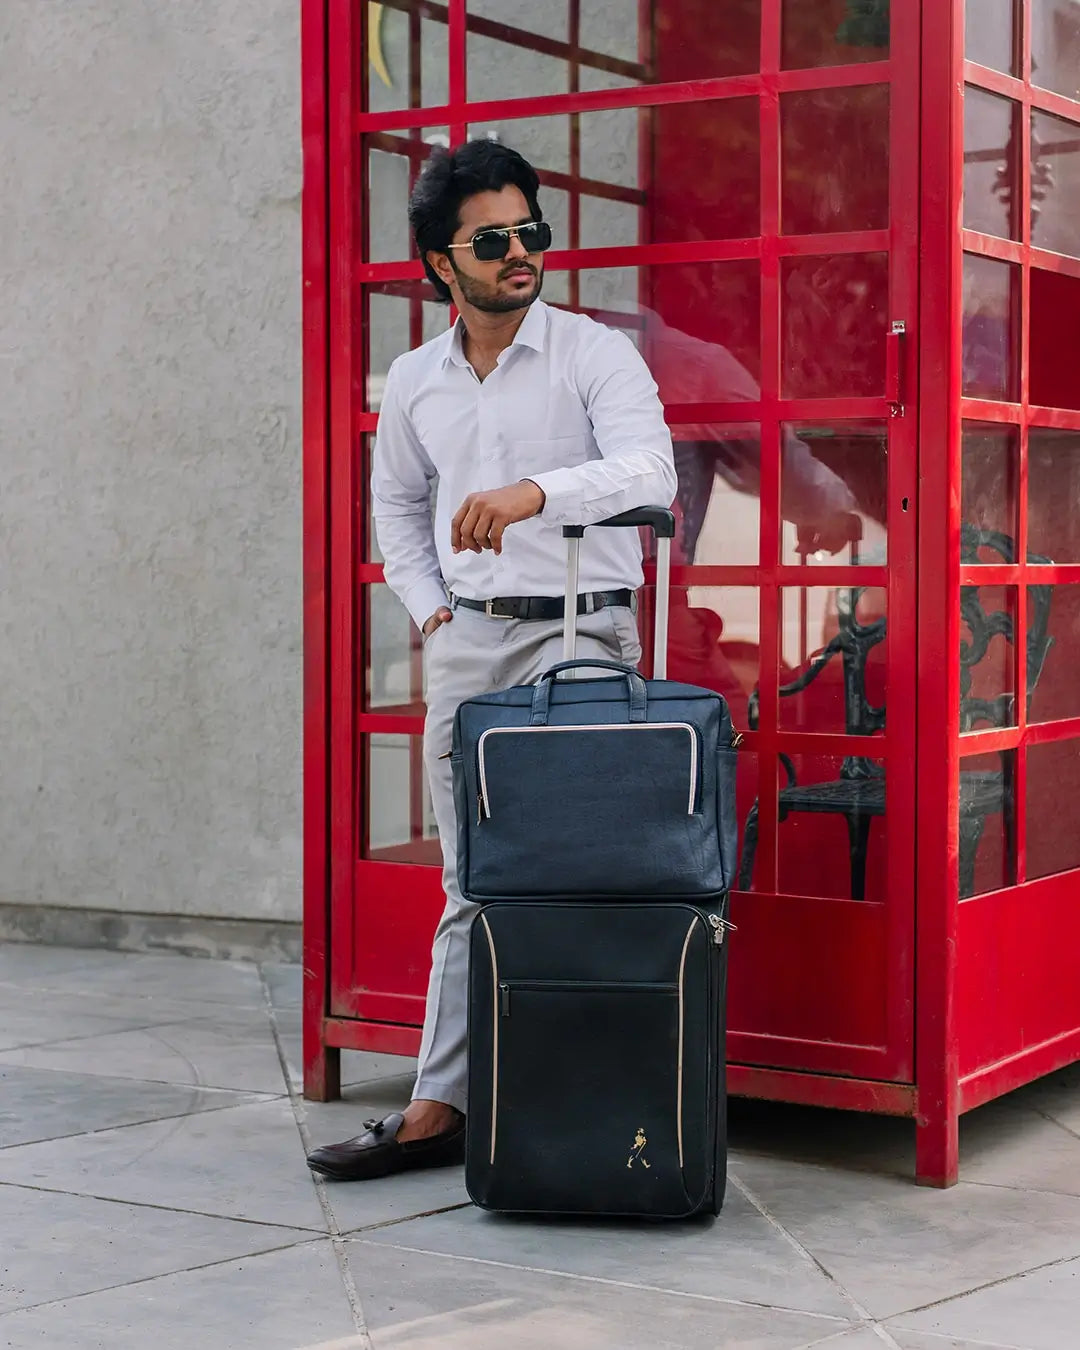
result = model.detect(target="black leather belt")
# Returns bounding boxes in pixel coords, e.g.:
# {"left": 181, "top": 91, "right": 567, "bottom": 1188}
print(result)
{"left": 450, "top": 589, "right": 634, "bottom": 621}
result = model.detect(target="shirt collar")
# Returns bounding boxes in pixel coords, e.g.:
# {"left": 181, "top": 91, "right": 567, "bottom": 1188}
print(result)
{"left": 443, "top": 300, "right": 548, "bottom": 368}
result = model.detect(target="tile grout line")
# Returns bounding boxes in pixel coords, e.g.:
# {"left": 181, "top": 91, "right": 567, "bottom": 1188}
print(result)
{"left": 347, "top": 1235, "right": 857, "bottom": 1325}
{"left": 0, "top": 1177, "right": 328, "bottom": 1233}
{"left": 0, "top": 1235, "right": 328, "bottom": 1320}
{"left": 882, "top": 1246, "right": 1080, "bottom": 1322}
{"left": 0, "top": 1093, "right": 284, "bottom": 1154}
{"left": 727, "top": 1170, "right": 904, "bottom": 1350}
{"left": 259, "top": 967, "right": 375, "bottom": 1350}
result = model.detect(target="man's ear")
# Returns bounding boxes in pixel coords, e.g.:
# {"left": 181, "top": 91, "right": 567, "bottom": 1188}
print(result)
{"left": 427, "top": 249, "right": 455, "bottom": 292}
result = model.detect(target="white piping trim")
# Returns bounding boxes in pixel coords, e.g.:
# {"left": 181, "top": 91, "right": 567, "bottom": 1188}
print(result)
{"left": 476, "top": 723, "right": 699, "bottom": 820}
{"left": 676, "top": 915, "right": 699, "bottom": 1171}
{"left": 479, "top": 913, "right": 499, "bottom": 1166}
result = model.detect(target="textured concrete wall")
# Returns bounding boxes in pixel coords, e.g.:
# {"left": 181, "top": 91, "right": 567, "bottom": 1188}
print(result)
{"left": 0, "top": 2, "right": 302, "bottom": 920}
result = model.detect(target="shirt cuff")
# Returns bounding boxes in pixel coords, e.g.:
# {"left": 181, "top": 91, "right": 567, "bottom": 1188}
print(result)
{"left": 522, "top": 466, "right": 585, "bottom": 526}
{"left": 403, "top": 576, "right": 450, "bottom": 634}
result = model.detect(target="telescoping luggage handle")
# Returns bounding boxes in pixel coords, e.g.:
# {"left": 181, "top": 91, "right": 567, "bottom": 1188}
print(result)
{"left": 562, "top": 506, "right": 675, "bottom": 678}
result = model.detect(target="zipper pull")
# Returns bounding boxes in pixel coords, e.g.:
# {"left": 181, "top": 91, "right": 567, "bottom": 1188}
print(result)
{"left": 730, "top": 731, "right": 744, "bottom": 749}
{"left": 498, "top": 982, "right": 511, "bottom": 1017}
{"left": 477, "top": 793, "right": 484, "bottom": 826}
{"left": 437, "top": 749, "right": 452, "bottom": 760}
{"left": 708, "top": 914, "right": 738, "bottom": 946}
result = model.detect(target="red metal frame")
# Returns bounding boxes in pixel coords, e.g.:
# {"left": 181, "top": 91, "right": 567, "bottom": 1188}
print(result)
{"left": 302, "top": 0, "right": 1080, "bottom": 1187}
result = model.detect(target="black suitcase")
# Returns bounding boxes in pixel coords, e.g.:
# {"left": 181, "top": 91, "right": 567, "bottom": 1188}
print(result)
{"left": 462, "top": 509, "right": 734, "bottom": 1219}
{"left": 465, "top": 899, "right": 731, "bottom": 1218}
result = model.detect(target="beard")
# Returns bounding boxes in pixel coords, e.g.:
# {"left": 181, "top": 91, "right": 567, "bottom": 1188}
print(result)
{"left": 451, "top": 258, "right": 544, "bottom": 313}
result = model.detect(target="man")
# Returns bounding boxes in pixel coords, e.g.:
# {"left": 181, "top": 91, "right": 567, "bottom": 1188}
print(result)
{"left": 306, "top": 140, "right": 675, "bottom": 1181}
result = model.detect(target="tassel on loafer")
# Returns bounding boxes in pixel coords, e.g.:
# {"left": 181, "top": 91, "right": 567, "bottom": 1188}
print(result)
{"left": 305, "top": 1111, "right": 465, "bottom": 1181}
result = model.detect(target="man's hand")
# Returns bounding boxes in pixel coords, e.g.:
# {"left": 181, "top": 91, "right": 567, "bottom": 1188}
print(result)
{"left": 451, "top": 480, "right": 545, "bottom": 555}
{"left": 422, "top": 606, "right": 453, "bottom": 638}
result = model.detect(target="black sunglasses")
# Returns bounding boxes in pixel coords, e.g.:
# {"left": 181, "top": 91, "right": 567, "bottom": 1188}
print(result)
{"left": 445, "top": 220, "right": 553, "bottom": 263}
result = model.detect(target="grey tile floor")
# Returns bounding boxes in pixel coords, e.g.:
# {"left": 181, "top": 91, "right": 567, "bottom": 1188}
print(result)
{"left": 0, "top": 942, "right": 1078, "bottom": 1349}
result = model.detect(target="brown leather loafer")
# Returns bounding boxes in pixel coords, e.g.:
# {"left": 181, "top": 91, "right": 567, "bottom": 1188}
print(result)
{"left": 305, "top": 1111, "right": 465, "bottom": 1181}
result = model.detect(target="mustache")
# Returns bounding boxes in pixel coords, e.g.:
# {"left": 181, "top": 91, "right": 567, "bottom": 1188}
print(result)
{"left": 498, "top": 261, "right": 538, "bottom": 280}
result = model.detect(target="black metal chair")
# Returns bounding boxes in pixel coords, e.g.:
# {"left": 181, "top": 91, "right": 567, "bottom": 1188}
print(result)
{"left": 736, "top": 526, "right": 1054, "bottom": 900}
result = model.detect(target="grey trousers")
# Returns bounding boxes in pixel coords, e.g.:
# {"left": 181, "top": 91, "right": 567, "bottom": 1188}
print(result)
{"left": 412, "top": 601, "right": 642, "bottom": 1113}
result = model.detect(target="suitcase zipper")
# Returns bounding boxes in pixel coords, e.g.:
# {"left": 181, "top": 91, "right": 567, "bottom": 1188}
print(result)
{"left": 497, "top": 979, "right": 678, "bottom": 1016}
{"left": 475, "top": 722, "right": 700, "bottom": 822}
{"left": 708, "top": 914, "right": 738, "bottom": 946}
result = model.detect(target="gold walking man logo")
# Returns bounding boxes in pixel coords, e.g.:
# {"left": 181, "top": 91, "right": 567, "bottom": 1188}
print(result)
{"left": 627, "top": 1127, "right": 651, "bottom": 1169}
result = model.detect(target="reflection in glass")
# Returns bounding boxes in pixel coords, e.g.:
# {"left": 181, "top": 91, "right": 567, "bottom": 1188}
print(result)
{"left": 653, "top": 100, "right": 760, "bottom": 241}
{"left": 959, "top": 749, "right": 1016, "bottom": 896}
{"left": 1029, "top": 428, "right": 1080, "bottom": 562}
{"left": 781, "top": 254, "right": 890, "bottom": 398}
{"left": 963, "top": 88, "right": 1021, "bottom": 241}
{"left": 965, "top": 0, "right": 1017, "bottom": 73}
{"left": 1027, "top": 738, "right": 1080, "bottom": 879}
{"left": 782, "top": 0, "right": 889, "bottom": 70}
{"left": 961, "top": 422, "right": 1019, "bottom": 554}
{"left": 367, "top": 136, "right": 447, "bottom": 262}
{"left": 364, "top": 734, "right": 441, "bottom": 864}
{"left": 466, "top": 0, "right": 762, "bottom": 102}
{"left": 1030, "top": 268, "right": 1080, "bottom": 410}
{"left": 668, "top": 586, "right": 760, "bottom": 726}
{"left": 1032, "top": 0, "right": 1080, "bottom": 102}
{"left": 366, "top": 584, "right": 425, "bottom": 715}
{"left": 647, "top": 260, "right": 762, "bottom": 396}
{"left": 779, "top": 588, "right": 887, "bottom": 734}
{"left": 1027, "top": 584, "right": 1079, "bottom": 722}
{"left": 781, "top": 424, "right": 887, "bottom": 566}
{"left": 781, "top": 85, "right": 890, "bottom": 234}
{"left": 959, "top": 585, "right": 1017, "bottom": 730}
{"left": 671, "top": 429, "right": 761, "bottom": 567}
{"left": 365, "top": 7, "right": 448, "bottom": 113}
{"left": 1031, "top": 110, "right": 1080, "bottom": 259}
{"left": 771, "top": 755, "right": 888, "bottom": 902}
{"left": 961, "top": 253, "right": 1019, "bottom": 401}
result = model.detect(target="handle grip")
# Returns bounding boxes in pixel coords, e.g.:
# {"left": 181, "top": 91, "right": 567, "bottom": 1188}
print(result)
{"left": 530, "top": 660, "right": 648, "bottom": 726}
{"left": 563, "top": 506, "right": 676, "bottom": 540}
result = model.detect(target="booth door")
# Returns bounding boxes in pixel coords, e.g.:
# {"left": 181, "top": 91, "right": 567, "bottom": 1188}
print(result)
{"left": 332, "top": 0, "right": 919, "bottom": 1084}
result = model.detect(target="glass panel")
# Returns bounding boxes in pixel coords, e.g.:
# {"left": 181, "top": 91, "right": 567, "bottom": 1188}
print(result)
{"left": 961, "top": 422, "right": 1019, "bottom": 557}
{"left": 669, "top": 586, "right": 760, "bottom": 723}
{"left": 1026, "top": 738, "right": 1080, "bottom": 879}
{"left": 1030, "top": 268, "right": 1080, "bottom": 410}
{"left": 366, "top": 290, "right": 448, "bottom": 410}
{"left": 468, "top": 0, "right": 762, "bottom": 101}
{"left": 1028, "top": 584, "right": 1080, "bottom": 722}
{"left": 965, "top": 0, "right": 1017, "bottom": 73}
{"left": 963, "top": 88, "right": 1021, "bottom": 241}
{"left": 776, "top": 755, "right": 888, "bottom": 901}
{"left": 781, "top": 254, "right": 890, "bottom": 398}
{"left": 781, "top": 85, "right": 890, "bottom": 234}
{"left": 1032, "top": 0, "right": 1080, "bottom": 102}
{"left": 1029, "top": 428, "right": 1080, "bottom": 561}
{"left": 671, "top": 426, "right": 761, "bottom": 566}
{"left": 782, "top": 0, "right": 889, "bottom": 70}
{"left": 1031, "top": 109, "right": 1080, "bottom": 259}
{"left": 366, "top": 8, "right": 448, "bottom": 113}
{"left": 780, "top": 587, "right": 887, "bottom": 734}
{"left": 961, "top": 253, "right": 1019, "bottom": 401}
{"left": 363, "top": 734, "right": 441, "bottom": 865}
{"left": 366, "top": 584, "right": 425, "bottom": 716}
{"left": 652, "top": 100, "right": 760, "bottom": 242}
{"left": 781, "top": 423, "right": 888, "bottom": 566}
{"left": 960, "top": 586, "right": 1017, "bottom": 731}
{"left": 471, "top": 102, "right": 759, "bottom": 248}
{"left": 366, "top": 135, "right": 446, "bottom": 262}
{"left": 959, "top": 748, "right": 1016, "bottom": 896}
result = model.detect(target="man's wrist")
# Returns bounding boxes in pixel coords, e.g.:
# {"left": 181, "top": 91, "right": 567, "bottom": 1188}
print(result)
{"left": 520, "top": 479, "right": 546, "bottom": 515}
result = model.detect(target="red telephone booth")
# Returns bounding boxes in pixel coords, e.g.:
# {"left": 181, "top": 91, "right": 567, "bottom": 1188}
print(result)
{"left": 302, "top": 0, "right": 1080, "bottom": 1186}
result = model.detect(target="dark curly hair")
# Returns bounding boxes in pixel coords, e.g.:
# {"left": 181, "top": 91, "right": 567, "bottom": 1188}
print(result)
{"left": 408, "top": 140, "right": 542, "bottom": 304}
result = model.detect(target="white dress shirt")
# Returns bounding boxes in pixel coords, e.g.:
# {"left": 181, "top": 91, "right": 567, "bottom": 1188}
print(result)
{"left": 372, "top": 301, "right": 677, "bottom": 632}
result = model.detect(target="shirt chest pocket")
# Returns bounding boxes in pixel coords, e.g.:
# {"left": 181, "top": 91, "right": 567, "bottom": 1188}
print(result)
{"left": 506, "top": 433, "right": 595, "bottom": 481}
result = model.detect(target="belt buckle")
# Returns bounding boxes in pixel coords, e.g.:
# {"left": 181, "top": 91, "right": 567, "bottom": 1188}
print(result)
{"left": 483, "top": 598, "right": 515, "bottom": 619}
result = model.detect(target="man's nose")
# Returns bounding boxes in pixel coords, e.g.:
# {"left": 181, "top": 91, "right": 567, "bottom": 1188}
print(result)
{"left": 506, "top": 231, "right": 529, "bottom": 260}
